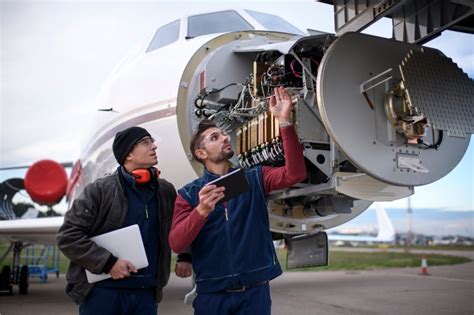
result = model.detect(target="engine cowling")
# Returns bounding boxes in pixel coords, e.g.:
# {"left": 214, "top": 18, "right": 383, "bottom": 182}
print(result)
{"left": 24, "top": 160, "right": 67, "bottom": 206}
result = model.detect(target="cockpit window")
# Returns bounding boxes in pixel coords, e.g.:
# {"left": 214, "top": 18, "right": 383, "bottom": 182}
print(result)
{"left": 188, "top": 10, "right": 253, "bottom": 38}
{"left": 147, "top": 19, "right": 180, "bottom": 52}
{"left": 245, "top": 10, "right": 304, "bottom": 35}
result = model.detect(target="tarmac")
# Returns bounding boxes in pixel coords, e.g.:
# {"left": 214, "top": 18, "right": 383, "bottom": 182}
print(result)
{"left": 1, "top": 249, "right": 473, "bottom": 315}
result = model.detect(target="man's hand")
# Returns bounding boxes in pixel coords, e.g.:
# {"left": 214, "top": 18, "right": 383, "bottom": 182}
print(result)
{"left": 269, "top": 86, "right": 292, "bottom": 123}
{"left": 175, "top": 261, "right": 193, "bottom": 278}
{"left": 196, "top": 184, "right": 225, "bottom": 218}
{"left": 109, "top": 258, "right": 137, "bottom": 280}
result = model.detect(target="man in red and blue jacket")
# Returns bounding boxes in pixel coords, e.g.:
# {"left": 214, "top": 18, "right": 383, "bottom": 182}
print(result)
{"left": 169, "top": 87, "right": 306, "bottom": 315}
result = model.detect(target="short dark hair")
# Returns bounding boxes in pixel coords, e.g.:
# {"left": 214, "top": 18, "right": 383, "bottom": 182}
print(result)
{"left": 190, "top": 119, "right": 217, "bottom": 164}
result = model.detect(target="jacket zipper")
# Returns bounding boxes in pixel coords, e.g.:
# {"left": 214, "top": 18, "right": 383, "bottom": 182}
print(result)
{"left": 224, "top": 205, "right": 235, "bottom": 278}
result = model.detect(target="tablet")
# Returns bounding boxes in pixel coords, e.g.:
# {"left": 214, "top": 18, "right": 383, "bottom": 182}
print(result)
{"left": 206, "top": 168, "right": 250, "bottom": 202}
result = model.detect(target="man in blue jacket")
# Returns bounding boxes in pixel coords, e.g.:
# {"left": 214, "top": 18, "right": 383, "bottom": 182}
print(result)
{"left": 169, "top": 87, "right": 307, "bottom": 314}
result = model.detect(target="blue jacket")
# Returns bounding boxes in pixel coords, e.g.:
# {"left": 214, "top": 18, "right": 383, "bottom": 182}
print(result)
{"left": 96, "top": 167, "right": 159, "bottom": 289}
{"left": 178, "top": 166, "right": 282, "bottom": 293}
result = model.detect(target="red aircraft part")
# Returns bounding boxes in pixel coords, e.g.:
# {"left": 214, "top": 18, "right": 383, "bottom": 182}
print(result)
{"left": 24, "top": 160, "right": 68, "bottom": 205}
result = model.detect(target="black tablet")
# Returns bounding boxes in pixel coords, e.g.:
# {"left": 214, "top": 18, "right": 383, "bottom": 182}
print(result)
{"left": 206, "top": 168, "right": 250, "bottom": 202}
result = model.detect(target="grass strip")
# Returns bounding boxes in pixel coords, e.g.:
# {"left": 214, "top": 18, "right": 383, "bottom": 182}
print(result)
{"left": 1, "top": 243, "right": 471, "bottom": 274}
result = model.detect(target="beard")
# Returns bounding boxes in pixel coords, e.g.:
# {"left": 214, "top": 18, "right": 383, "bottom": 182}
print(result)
{"left": 211, "top": 148, "right": 234, "bottom": 163}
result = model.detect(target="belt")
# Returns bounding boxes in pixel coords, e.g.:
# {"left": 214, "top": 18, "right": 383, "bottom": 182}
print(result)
{"left": 225, "top": 280, "right": 269, "bottom": 293}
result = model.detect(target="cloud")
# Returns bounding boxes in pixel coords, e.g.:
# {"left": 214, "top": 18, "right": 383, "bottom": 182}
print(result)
{"left": 427, "top": 31, "right": 474, "bottom": 76}
{"left": 1, "top": 98, "right": 93, "bottom": 167}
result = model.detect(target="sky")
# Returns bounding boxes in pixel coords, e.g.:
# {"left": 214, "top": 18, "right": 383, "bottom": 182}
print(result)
{"left": 0, "top": 1, "right": 473, "bottom": 231}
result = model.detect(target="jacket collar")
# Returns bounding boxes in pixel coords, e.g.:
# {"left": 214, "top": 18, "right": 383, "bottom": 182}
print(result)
{"left": 120, "top": 166, "right": 136, "bottom": 187}
{"left": 117, "top": 166, "right": 157, "bottom": 190}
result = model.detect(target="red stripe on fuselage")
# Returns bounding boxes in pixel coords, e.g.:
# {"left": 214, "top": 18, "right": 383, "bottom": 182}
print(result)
{"left": 83, "top": 105, "right": 177, "bottom": 160}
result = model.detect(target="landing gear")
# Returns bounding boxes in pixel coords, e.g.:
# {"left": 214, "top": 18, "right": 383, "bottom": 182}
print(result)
{"left": 19, "top": 265, "right": 29, "bottom": 295}
{"left": 0, "top": 261, "right": 29, "bottom": 296}
{"left": 0, "top": 265, "right": 13, "bottom": 296}
{"left": 11, "top": 242, "right": 29, "bottom": 295}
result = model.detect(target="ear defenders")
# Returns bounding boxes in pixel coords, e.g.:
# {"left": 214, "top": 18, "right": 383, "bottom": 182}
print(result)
{"left": 131, "top": 167, "right": 160, "bottom": 184}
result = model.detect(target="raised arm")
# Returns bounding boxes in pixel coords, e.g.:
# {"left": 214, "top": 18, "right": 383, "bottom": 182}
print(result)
{"left": 263, "top": 87, "right": 306, "bottom": 193}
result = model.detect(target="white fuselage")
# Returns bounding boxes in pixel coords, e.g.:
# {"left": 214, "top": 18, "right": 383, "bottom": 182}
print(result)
{"left": 77, "top": 34, "right": 220, "bottom": 196}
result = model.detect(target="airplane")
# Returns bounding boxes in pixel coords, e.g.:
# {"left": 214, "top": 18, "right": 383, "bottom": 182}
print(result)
{"left": 1, "top": 1, "right": 473, "bottom": 294}
{"left": 327, "top": 203, "right": 396, "bottom": 244}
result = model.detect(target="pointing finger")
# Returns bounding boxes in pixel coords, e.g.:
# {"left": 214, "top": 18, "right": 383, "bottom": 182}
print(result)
{"left": 275, "top": 87, "right": 282, "bottom": 100}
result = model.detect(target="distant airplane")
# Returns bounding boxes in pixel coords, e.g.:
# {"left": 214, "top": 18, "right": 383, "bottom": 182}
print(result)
{"left": 328, "top": 204, "right": 396, "bottom": 244}
{"left": 1, "top": 2, "right": 473, "bottom": 293}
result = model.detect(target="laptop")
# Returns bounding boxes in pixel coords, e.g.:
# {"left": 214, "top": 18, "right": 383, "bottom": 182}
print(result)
{"left": 85, "top": 224, "right": 148, "bottom": 283}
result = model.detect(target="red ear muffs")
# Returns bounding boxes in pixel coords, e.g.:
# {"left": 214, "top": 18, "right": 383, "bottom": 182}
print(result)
{"left": 131, "top": 167, "right": 160, "bottom": 184}
{"left": 131, "top": 169, "right": 151, "bottom": 184}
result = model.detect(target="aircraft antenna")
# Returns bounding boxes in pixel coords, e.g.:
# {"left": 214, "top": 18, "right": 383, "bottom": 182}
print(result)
{"left": 406, "top": 197, "right": 413, "bottom": 252}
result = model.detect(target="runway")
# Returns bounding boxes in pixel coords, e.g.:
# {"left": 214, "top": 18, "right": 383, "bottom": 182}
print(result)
{"left": 1, "top": 251, "right": 473, "bottom": 315}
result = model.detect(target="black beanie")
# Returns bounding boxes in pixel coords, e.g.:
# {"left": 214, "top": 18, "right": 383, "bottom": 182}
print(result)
{"left": 112, "top": 126, "right": 151, "bottom": 165}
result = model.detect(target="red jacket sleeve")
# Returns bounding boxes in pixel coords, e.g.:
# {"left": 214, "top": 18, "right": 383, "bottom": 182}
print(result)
{"left": 263, "top": 125, "right": 306, "bottom": 194}
{"left": 169, "top": 194, "right": 207, "bottom": 253}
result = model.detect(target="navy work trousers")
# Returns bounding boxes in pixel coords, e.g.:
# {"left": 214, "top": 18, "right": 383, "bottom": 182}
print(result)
{"left": 79, "top": 287, "right": 157, "bottom": 315}
{"left": 193, "top": 282, "right": 271, "bottom": 315}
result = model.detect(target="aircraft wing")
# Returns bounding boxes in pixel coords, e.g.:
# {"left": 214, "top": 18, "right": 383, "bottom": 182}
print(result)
{"left": 328, "top": 204, "right": 395, "bottom": 243}
{"left": 0, "top": 216, "right": 63, "bottom": 245}
{"left": 328, "top": 233, "right": 394, "bottom": 243}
